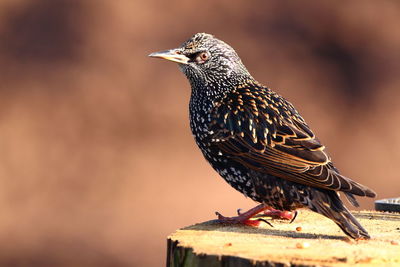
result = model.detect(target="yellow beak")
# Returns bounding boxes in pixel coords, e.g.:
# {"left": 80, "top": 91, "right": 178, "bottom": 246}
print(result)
{"left": 148, "top": 49, "right": 189, "bottom": 64}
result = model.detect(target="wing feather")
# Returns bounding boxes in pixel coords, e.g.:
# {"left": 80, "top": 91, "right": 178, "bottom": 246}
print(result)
{"left": 209, "top": 83, "right": 376, "bottom": 198}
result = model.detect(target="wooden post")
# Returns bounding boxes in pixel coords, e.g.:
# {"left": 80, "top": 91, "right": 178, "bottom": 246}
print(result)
{"left": 167, "top": 210, "right": 400, "bottom": 267}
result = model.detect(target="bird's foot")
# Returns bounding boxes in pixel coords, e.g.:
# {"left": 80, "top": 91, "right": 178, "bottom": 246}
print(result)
{"left": 215, "top": 211, "right": 264, "bottom": 226}
{"left": 215, "top": 204, "right": 274, "bottom": 227}
{"left": 262, "top": 209, "right": 297, "bottom": 222}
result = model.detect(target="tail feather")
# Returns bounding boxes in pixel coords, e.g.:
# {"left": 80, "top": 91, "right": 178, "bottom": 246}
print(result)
{"left": 310, "top": 189, "right": 370, "bottom": 239}
{"left": 334, "top": 207, "right": 370, "bottom": 239}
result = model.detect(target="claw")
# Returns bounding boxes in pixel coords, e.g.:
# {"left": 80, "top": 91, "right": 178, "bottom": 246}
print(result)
{"left": 257, "top": 218, "right": 274, "bottom": 227}
{"left": 289, "top": 210, "right": 298, "bottom": 224}
{"left": 215, "top": 211, "right": 223, "bottom": 219}
{"left": 237, "top": 208, "right": 242, "bottom": 215}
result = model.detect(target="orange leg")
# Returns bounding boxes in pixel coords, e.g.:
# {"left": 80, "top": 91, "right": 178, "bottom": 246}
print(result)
{"left": 263, "top": 209, "right": 297, "bottom": 221}
{"left": 215, "top": 204, "right": 273, "bottom": 227}
{"left": 215, "top": 204, "right": 297, "bottom": 226}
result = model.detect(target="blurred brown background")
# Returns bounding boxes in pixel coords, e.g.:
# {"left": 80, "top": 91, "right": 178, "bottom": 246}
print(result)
{"left": 0, "top": 0, "right": 399, "bottom": 266}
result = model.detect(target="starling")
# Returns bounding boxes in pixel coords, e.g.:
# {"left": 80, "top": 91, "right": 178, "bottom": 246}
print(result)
{"left": 149, "top": 33, "right": 376, "bottom": 239}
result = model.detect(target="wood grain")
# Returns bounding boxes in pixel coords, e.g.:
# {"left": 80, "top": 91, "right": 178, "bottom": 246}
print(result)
{"left": 167, "top": 210, "right": 400, "bottom": 267}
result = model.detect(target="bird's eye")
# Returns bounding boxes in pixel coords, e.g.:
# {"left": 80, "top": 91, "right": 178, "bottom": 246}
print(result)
{"left": 195, "top": 51, "right": 210, "bottom": 64}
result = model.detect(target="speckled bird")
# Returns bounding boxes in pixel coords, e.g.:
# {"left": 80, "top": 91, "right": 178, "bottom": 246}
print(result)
{"left": 149, "top": 33, "right": 376, "bottom": 239}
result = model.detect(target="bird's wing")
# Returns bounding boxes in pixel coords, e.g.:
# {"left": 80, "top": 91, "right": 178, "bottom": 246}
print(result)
{"left": 209, "top": 83, "right": 376, "bottom": 198}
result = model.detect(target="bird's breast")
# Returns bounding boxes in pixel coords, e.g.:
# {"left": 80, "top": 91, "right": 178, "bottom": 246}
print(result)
{"left": 189, "top": 95, "right": 229, "bottom": 164}
{"left": 189, "top": 94, "right": 215, "bottom": 138}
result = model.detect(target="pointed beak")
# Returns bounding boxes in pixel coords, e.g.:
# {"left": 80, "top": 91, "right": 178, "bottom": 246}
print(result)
{"left": 148, "top": 49, "right": 189, "bottom": 64}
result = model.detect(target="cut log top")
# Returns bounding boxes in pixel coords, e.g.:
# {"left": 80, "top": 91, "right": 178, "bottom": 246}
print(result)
{"left": 167, "top": 210, "right": 400, "bottom": 267}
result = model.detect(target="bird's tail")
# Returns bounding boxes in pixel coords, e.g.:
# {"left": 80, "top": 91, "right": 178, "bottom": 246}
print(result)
{"left": 310, "top": 190, "right": 370, "bottom": 239}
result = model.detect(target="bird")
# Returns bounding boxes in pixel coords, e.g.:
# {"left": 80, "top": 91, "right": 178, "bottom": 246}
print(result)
{"left": 149, "top": 33, "right": 376, "bottom": 239}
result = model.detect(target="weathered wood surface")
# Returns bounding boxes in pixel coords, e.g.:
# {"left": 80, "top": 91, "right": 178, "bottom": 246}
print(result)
{"left": 167, "top": 210, "right": 400, "bottom": 267}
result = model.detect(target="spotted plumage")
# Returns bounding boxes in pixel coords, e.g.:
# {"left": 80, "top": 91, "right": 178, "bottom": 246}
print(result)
{"left": 149, "top": 33, "right": 376, "bottom": 239}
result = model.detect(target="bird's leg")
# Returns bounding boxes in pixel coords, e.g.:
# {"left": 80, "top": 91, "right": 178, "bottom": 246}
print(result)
{"left": 262, "top": 209, "right": 297, "bottom": 222}
{"left": 215, "top": 204, "right": 273, "bottom": 227}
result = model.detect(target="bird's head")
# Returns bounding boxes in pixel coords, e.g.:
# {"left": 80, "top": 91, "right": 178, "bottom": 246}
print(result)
{"left": 149, "top": 33, "right": 251, "bottom": 90}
